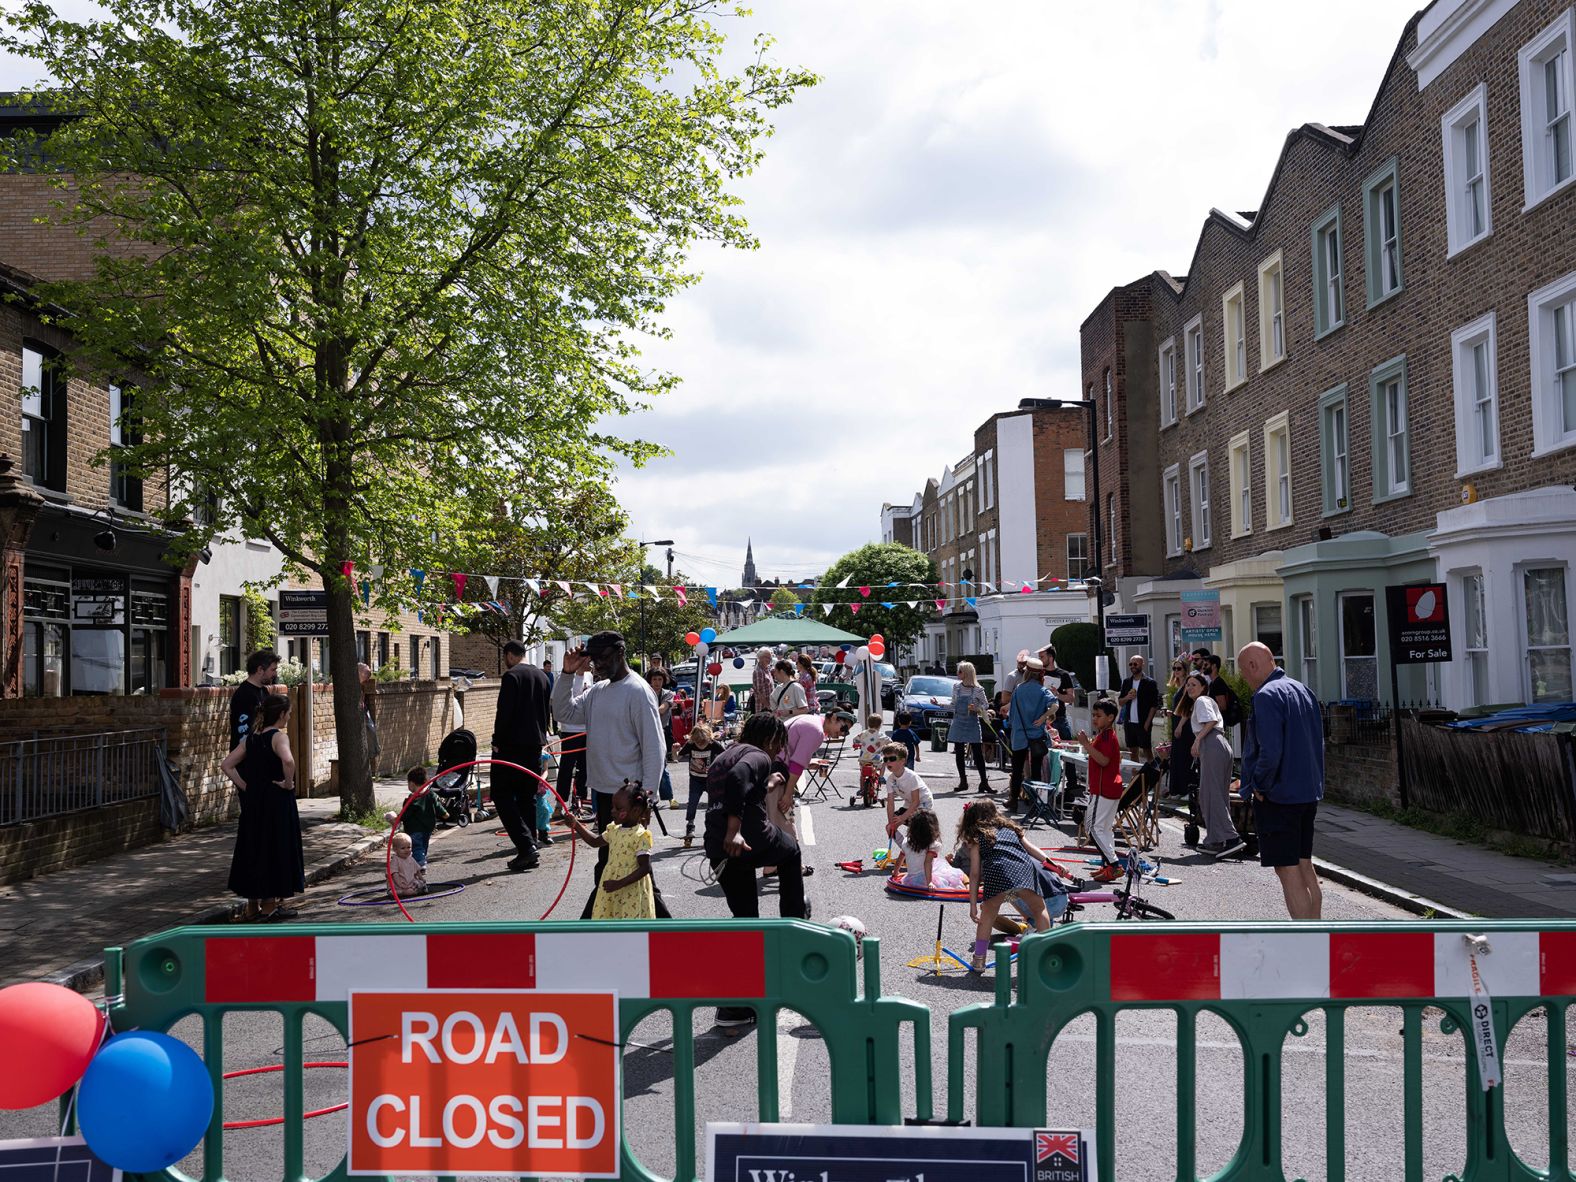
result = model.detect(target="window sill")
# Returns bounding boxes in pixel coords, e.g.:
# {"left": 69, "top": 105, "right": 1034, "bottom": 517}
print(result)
{"left": 1523, "top": 173, "right": 1576, "bottom": 214}
{"left": 1372, "top": 487, "right": 1413, "bottom": 506}
{"left": 1365, "top": 284, "right": 1403, "bottom": 311}
{"left": 1455, "top": 458, "right": 1503, "bottom": 480}
{"left": 1322, "top": 503, "right": 1353, "bottom": 520}
{"left": 1446, "top": 231, "right": 1492, "bottom": 260}
{"left": 1531, "top": 435, "right": 1576, "bottom": 460}
{"left": 27, "top": 482, "right": 73, "bottom": 504}
{"left": 1190, "top": 543, "right": 1213, "bottom": 555}
{"left": 1266, "top": 519, "right": 1296, "bottom": 532}
{"left": 1258, "top": 355, "right": 1286, "bottom": 376}
{"left": 1160, "top": 417, "right": 1179, "bottom": 432}
{"left": 1314, "top": 320, "right": 1346, "bottom": 342}
{"left": 1165, "top": 548, "right": 1183, "bottom": 560}
{"left": 1222, "top": 378, "right": 1246, "bottom": 395}
{"left": 1231, "top": 527, "right": 1252, "bottom": 540}
{"left": 1185, "top": 401, "right": 1207, "bottom": 418}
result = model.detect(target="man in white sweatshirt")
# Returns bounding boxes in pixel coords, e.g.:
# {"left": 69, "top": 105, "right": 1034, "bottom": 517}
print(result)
{"left": 553, "top": 630, "right": 670, "bottom": 918}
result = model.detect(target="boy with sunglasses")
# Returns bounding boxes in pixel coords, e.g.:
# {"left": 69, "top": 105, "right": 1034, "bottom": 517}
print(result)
{"left": 882, "top": 741, "right": 934, "bottom": 842}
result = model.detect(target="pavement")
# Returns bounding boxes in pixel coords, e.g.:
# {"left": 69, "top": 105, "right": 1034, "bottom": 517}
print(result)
{"left": 1, "top": 754, "right": 1571, "bottom": 1181}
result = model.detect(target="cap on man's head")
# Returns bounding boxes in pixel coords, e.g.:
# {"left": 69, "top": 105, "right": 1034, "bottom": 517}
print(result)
{"left": 831, "top": 711, "right": 857, "bottom": 728}
{"left": 586, "top": 631, "right": 626, "bottom": 654}
{"left": 1024, "top": 657, "right": 1046, "bottom": 672}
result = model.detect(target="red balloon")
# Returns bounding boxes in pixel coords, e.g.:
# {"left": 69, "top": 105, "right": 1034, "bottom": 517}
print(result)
{"left": 708, "top": 662, "right": 723, "bottom": 676}
{"left": 684, "top": 632, "right": 701, "bottom": 646}
{"left": 0, "top": 982, "right": 104, "bottom": 1109}
{"left": 868, "top": 641, "right": 886, "bottom": 658}
{"left": 870, "top": 633, "right": 885, "bottom": 644}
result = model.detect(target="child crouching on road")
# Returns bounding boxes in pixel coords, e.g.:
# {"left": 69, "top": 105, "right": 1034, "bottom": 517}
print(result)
{"left": 958, "top": 799, "right": 1067, "bottom": 972}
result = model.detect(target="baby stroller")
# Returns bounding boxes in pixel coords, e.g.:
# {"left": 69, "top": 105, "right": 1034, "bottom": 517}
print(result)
{"left": 432, "top": 727, "right": 488, "bottom": 826}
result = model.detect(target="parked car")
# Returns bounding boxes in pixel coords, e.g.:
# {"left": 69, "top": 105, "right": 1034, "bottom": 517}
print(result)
{"left": 897, "top": 675, "right": 960, "bottom": 736}
{"left": 875, "top": 662, "right": 900, "bottom": 709}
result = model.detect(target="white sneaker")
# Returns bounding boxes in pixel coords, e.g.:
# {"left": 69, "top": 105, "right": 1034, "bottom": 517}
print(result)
{"left": 1211, "top": 836, "right": 1246, "bottom": 860}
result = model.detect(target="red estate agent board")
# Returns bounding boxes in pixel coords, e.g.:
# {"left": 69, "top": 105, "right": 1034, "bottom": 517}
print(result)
{"left": 348, "top": 990, "right": 620, "bottom": 1178}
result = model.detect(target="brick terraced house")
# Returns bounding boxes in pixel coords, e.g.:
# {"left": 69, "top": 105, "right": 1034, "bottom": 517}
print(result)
{"left": 1082, "top": 0, "right": 1576, "bottom": 711}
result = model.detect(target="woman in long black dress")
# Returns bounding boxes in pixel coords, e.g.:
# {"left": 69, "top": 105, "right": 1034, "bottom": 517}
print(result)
{"left": 222, "top": 694, "right": 304, "bottom": 921}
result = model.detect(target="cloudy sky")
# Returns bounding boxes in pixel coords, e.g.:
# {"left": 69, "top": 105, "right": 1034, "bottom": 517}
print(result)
{"left": 618, "top": 0, "right": 1423, "bottom": 590}
{"left": 1, "top": 0, "right": 1425, "bottom": 589}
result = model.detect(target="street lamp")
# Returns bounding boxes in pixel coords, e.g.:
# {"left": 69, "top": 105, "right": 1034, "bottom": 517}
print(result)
{"left": 637, "top": 538, "right": 673, "bottom": 675}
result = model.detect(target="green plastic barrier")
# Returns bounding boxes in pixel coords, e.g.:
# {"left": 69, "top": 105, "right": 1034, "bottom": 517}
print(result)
{"left": 948, "top": 920, "right": 1576, "bottom": 1182}
{"left": 106, "top": 919, "right": 930, "bottom": 1182}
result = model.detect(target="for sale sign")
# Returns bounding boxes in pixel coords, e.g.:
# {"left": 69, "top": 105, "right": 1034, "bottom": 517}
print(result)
{"left": 1385, "top": 583, "right": 1452, "bottom": 664}
{"left": 348, "top": 990, "right": 620, "bottom": 1178}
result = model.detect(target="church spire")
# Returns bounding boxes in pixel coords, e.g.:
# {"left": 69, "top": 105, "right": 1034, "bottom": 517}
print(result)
{"left": 742, "top": 538, "right": 758, "bottom": 588}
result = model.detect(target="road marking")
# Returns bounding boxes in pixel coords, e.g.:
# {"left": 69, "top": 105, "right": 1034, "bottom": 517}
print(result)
{"left": 799, "top": 807, "right": 816, "bottom": 848}
{"left": 777, "top": 1009, "right": 801, "bottom": 1120}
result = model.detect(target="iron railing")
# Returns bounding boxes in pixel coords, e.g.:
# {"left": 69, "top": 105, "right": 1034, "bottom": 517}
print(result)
{"left": 0, "top": 727, "right": 164, "bottom": 826}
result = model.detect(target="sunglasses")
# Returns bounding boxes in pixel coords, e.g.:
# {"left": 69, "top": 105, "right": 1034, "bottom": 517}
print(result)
{"left": 883, "top": 755, "right": 904, "bottom": 763}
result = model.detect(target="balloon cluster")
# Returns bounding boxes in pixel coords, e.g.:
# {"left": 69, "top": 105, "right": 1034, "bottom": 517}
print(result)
{"left": 0, "top": 982, "right": 213, "bottom": 1172}
{"left": 683, "top": 627, "right": 717, "bottom": 660}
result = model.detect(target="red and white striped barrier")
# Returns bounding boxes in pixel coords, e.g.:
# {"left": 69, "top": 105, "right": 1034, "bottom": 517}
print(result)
{"left": 1108, "top": 930, "right": 1576, "bottom": 1002}
{"left": 203, "top": 931, "right": 767, "bottom": 1005}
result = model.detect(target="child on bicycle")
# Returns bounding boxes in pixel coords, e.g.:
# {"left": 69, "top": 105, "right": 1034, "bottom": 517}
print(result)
{"left": 851, "top": 713, "right": 887, "bottom": 805}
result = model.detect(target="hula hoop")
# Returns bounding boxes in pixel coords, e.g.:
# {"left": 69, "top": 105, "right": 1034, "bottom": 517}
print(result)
{"left": 221, "top": 1062, "right": 346, "bottom": 1130}
{"left": 385, "top": 758, "right": 577, "bottom": 924}
{"left": 884, "top": 875, "right": 971, "bottom": 902}
{"left": 338, "top": 882, "right": 466, "bottom": 907}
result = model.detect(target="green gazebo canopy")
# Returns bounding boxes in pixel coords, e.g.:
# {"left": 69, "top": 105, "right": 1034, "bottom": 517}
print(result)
{"left": 710, "top": 612, "right": 867, "bottom": 649}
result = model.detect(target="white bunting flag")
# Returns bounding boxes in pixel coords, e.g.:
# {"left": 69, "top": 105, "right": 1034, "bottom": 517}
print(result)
{"left": 484, "top": 575, "right": 499, "bottom": 597}
{"left": 555, "top": 580, "right": 572, "bottom": 596}
{"left": 822, "top": 604, "right": 834, "bottom": 616}
{"left": 836, "top": 576, "right": 852, "bottom": 589}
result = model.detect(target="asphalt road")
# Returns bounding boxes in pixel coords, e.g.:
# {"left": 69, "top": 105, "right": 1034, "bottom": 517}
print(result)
{"left": 3, "top": 749, "right": 1563, "bottom": 1181}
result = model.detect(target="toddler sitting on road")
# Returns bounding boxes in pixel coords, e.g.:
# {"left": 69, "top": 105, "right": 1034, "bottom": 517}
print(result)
{"left": 390, "top": 831, "right": 427, "bottom": 896}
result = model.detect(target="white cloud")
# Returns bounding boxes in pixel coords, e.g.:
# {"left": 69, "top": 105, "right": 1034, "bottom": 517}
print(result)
{"left": 618, "top": 0, "right": 1420, "bottom": 580}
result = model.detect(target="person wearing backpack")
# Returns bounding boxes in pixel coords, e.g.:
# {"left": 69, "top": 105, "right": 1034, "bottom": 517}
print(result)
{"left": 1202, "top": 653, "right": 1243, "bottom": 731}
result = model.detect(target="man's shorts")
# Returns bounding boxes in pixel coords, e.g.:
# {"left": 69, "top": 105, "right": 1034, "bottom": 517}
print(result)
{"left": 1122, "top": 722, "right": 1151, "bottom": 752}
{"left": 1253, "top": 798, "right": 1318, "bottom": 867}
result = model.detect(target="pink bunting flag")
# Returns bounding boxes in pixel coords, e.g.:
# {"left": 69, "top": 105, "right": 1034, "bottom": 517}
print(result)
{"left": 452, "top": 572, "right": 467, "bottom": 599}
{"left": 340, "top": 560, "right": 354, "bottom": 580}
{"left": 610, "top": 584, "right": 623, "bottom": 599}
{"left": 858, "top": 586, "right": 871, "bottom": 598}
{"left": 850, "top": 603, "right": 861, "bottom": 614}
{"left": 935, "top": 599, "right": 945, "bottom": 611}
{"left": 596, "top": 584, "right": 609, "bottom": 597}
{"left": 672, "top": 586, "right": 688, "bottom": 605}
{"left": 1020, "top": 583, "right": 1033, "bottom": 594}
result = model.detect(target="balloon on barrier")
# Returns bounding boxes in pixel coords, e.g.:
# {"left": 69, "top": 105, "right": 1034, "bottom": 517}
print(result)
{"left": 708, "top": 662, "right": 723, "bottom": 675}
{"left": 684, "top": 632, "right": 700, "bottom": 646}
{"left": 78, "top": 1031, "right": 214, "bottom": 1173}
{"left": 0, "top": 982, "right": 104, "bottom": 1109}
{"left": 840, "top": 643, "right": 852, "bottom": 652}
{"left": 733, "top": 657, "right": 745, "bottom": 668}
{"left": 700, "top": 627, "right": 717, "bottom": 643}
{"left": 856, "top": 646, "right": 869, "bottom": 661}
{"left": 870, "top": 633, "right": 885, "bottom": 644}
{"left": 695, "top": 641, "right": 709, "bottom": 657}
{"left": 868, "top": 641, "right": 886, "bottom": 658}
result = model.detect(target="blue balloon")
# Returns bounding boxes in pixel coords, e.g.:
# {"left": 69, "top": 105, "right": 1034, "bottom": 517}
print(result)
{"left": 840, "top": 644, "right": 853, "bottom": 652}
{"left": 79, "top": 1031, "right": 214, "bottom": 1173}
{"left": 732, "top": 657, "right": 745, "bottom": 668}
{"left": 700, "top": 627, "right": 717, "bottom": 644}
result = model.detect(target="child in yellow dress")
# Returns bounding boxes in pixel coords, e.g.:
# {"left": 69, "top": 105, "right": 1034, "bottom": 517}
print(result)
{"left": 567, "top": 783, "right": 656, "bottom": 920}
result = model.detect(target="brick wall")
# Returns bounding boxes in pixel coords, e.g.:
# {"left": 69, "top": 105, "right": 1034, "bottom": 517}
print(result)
{"left": 1030, "top": 408, "right": 1095, "bottom": 581}
{"left": 0, "top": 797, "right": 162, "bottom": 885}
{"left": 1081, "top": 3, "right": 1576, "bottom": 579}
{"left": 1322, "top": 732, "right": 1400, "bottom": 809}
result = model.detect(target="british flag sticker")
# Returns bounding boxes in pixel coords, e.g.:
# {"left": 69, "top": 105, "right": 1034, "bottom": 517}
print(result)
{"left": 1035, "top": 1129, "right": 1090, "bottom": 1182}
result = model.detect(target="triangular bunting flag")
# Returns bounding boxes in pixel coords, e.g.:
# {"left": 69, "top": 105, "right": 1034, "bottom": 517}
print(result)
{"left": 836, "top": 576, "right": 852, "bottom": 589}
{"left": 410, "top": 568, "right": 426, "bottom": 591}
{"left": 822, "top": 604, "right": 834, "bottom": 616}
{"left": 706, "top": 587, "right": 717, "bottom": 607}
{"left": 556, "top": 580, "right": 572, "bottom": 595}
{"left": 484, "top": 575, "right": 499, "bottom": 596}
{"left": 935, "top": 599, "right": 945, "bottom": 611}
{"left": 1019, "top": 583, "right": 1033, "bottom": 594}
{"left": 966, "top": 596, "right": 977, "bottom": 607}
{"left": 524, "top": 578, "right": 540, "bottom": 595}
{"left": 858, "top": 586, "right": 871, "bottom": 598}
{"left": 451, "top": 572, "right": 467, "bottom": 600}
{"left": 609, "top": 584, "right": 623, "bottom": 599}
{"left": 881, "top": 601, "right": 895, "bottom": 609}
{"left": 370, "top": 564, "right": 385, "bottom": 579}
{"left": 794, "top": 603, "right": 805, "bottom": 616}
{"left": 672, "top": 586, "right": 688, "bottom": 606}
{"left": 340, "top": 560, "right": 354, "bottom": 580}
{"left": 850, "top": 603, "right": 861, "bottom": 615}
{"left": 360, "top": 580, "right": 371, "bottom": 606}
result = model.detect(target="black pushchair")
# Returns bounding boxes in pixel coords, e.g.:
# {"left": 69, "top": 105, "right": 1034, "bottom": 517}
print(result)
{"left": 432, "top": 727, "right": 489, "bottom": 826}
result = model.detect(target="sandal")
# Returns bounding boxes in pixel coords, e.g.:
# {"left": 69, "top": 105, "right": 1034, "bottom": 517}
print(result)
{"left": 969, "top": 953, "right": 987, "bottom": 973}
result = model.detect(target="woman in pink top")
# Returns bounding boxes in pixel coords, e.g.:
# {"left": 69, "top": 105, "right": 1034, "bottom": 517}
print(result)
{"left": 765, "top": 711, "right": 855, "bottom": 878}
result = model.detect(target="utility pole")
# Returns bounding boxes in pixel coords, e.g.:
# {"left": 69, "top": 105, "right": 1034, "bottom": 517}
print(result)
{"left": 637, "top": 537, "right": 674, "bottom": 675}
{"left": 666, "top": 547, "right": 674, "bottom": 581}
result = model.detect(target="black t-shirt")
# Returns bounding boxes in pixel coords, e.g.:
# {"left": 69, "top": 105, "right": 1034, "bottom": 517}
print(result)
{"left": 228, "top": 681, "right": 268, "bottom": 752}
{"left": 1207, "top": 675, "right": 1240, "bottom": 726}
{"left": 703, "top": 743, "right": 797, "bottom": 864}
{"left": 1047, "top": 667, "right": 1075, "bottom": 720}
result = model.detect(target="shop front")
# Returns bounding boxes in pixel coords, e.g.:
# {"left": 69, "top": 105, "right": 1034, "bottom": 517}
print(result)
{"left": 16, "top": 505, "right": 190, "bottom": 697}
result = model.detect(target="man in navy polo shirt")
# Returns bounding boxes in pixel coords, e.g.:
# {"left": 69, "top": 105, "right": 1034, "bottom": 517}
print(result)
{"left": 1237, "top": 642, "right": 1325, "bottom": 919}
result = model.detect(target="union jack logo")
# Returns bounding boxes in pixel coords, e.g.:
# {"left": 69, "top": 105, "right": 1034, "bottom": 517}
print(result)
{"left": 1037, "top": 1132, "right": 1079, "bottom": 1163}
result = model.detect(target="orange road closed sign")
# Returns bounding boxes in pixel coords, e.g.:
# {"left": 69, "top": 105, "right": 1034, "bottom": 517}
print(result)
{"left": 348, "top": 990, "right": 620, "bottom": 1177}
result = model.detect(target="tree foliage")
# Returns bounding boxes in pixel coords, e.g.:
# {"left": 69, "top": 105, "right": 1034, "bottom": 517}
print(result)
{"left": 767, "top": 587, "right": 799, "bottom": 611}
{"left": 556, "top": 564, "right": 714, "bottom": 669}
{"left": 2, "top": 0, "right": 813, "bottom": 810}
{"left": 809, "top": 544, "right": 938, "bottom": 653}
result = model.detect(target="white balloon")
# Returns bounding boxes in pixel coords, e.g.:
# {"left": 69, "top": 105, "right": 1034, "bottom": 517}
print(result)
{"left": 695, "top": 641, "right": 709, "bottom": 657}
{"left": 855, "top": 646, "right": 870, "bottom": 661}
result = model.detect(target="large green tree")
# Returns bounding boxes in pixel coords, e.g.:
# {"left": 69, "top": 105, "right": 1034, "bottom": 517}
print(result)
{"left": 2, "top": 0, "right": 812, "bottom": 811}
{"left": 810, "top": 543, "right": 938, "bottom": 654}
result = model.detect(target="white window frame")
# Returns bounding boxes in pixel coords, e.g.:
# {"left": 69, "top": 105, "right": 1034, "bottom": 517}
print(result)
{"left": 1442, "top": 84, "right": 1493, "bottom": 256}
{"left": 1460, "top": 570, "right": 1490, "bottom": 707}
{"left": 1108, "top": 493, "right": 1117, "bottom": 566}
{"left": 1263, "top": 411, "right": 1293, "bottom": 530}
{"left": 1103, "top": 370, "right": 1114, "bottom": 442}
{"left": 1521, "top": 563, "right": 1573, "bottom": 703}
{"left": 1311, "top": 207, "right": 1345, "bottom": 337}
{"left": 1063, "top": 448, "right": 1086, "bottom": 501}
{"left": 1318, "top": 384, "right": 1351, "bottom": 516}
{"left": 979, "top": 449, "right": 995, "bottom": 510}
{"left": 1370, "top": 355, "right": 1411, "bottom": 501}
{"left": 1257, "top": 251, "right": 1286, "bottom": 370}
{"left": 1183, "top": 314, "right": 1205, "bottom": 414}
{"left": 1188, "top": 451, "right": 1212, "bottom": 552}
{"left": 1162, "top": 465, "right": 1182, "bottom": 557}
{"left": 1529, "top": 269, "right": 1576, "bottom": 457}
{"left": 1338, "top": 591, "right": 1379, "bottom": 701}
{"left": 1222, "top": 282, "right": 1247, "bottom": 391}
{"left": 1228, "top": 430, "right": 1252, "bottom": 539}
{"left": 1297, "top": 595, "right": 1318, "bottom": 690}
{"left": 1066, "top": 532, "right": 1088, "bottom": 580}
{"left": 1518, "top": 9, "right": 1576, "bottom": 212}
{"left": 1158, "top": 337, "right": 1178, "bottom": 428}
{"left": 1363, "top": 159, "right": 1404, "bottom": 306}
{"left": 1451, "top": 312, "right": 1500, "bottom": 476}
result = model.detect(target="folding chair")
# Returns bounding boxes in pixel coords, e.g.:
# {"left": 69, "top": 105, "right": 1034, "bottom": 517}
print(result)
{"left": 1019, "top": 748, "right": 1065, "bottom": 830}
{"left": 1115, "top": 766, "right": 1161, "bottom": 851}
{"left": 800, "top": 736, "right": 847, "bottom": 802}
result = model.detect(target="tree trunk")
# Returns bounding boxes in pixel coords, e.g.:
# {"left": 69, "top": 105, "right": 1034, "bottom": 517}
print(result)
{"left": 326, "top": 573, "right": 373, "bottom": 815}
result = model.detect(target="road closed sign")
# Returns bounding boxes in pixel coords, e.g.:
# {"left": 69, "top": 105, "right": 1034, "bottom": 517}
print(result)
{"left": 348, "top": 990, "right": 620, "bottom": 1177}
